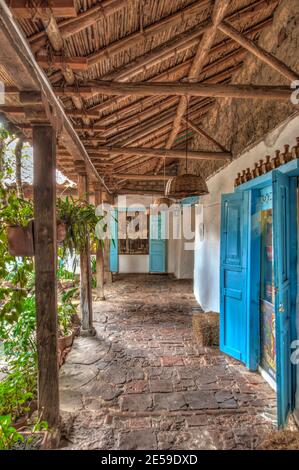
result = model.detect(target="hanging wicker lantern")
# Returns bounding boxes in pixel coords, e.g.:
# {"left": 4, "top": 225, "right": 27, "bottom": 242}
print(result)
{"left": 152, "top": 155, "right": 174, "bottom": 208}
{"left": 153, "top": 196, "right": 173, "bottom": 207}
{"left": 165, "top": 173, "right": 209, "bottom": 199}
{"left": 165, "top": 97, "right": 209, "bottom": 199}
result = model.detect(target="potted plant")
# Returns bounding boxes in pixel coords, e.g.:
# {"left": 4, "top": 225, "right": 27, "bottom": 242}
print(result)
{"left": 1, "top": 192, "right": 34, "bottom": 257}
{"left": 57, "top": 286, "right": 79, "bottom": 367}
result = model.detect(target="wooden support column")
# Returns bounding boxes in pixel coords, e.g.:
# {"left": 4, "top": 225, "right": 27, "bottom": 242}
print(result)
{"left": 33, "top": 124, "right": 59, "bottom": 428}
{"left": 77, "top": 169, "right": 96, "bottom": 336}
{"left": 94, "top": 183, "right": 105, "bottom": 300}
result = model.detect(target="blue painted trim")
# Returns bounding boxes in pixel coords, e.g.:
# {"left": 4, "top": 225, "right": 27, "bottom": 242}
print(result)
{"left": 180, "top": 196, "right": 199, "bottom": 206}
{"left": 289, "top": 177, "right": 297, "bottom": 411}
{"left": 246, "top": 189, "right": 261, "bottom": 370}
{"left": 236, "top": 159, "right": 299, "bottom": 192}
{"left": 109, "top": 208, "right": 119, "bottom": 273}
{"left": 117, "top": 206, "right": 148, "bottom": 212}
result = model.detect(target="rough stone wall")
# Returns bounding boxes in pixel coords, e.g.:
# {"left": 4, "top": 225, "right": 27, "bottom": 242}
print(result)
{"left": 179, "top": 0, "right": 299, "bottom": 179}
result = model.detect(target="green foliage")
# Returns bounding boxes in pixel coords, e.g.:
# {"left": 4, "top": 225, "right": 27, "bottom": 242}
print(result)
{"left": 0, "top": 192, "right": 33, "bottom": 226}
{"left": 32, "top": 417, "right": 48, "bottom": 433}
{"left": 57, "top": 196, "right": 107, "bottom": 256}
{"left": 58, "top": 287, "right": 78, "bottom": 336}
{"left": 57, "top": 196, "right": 103, "bottom": 255}
{"left": 0, "top": 369, "right": 35, "bottom": 419}
{"left": 0, "top": 415, "right": 24, "bottom": 450}
{"left": 0, "top": 295, "right": 37, "bottom": 418}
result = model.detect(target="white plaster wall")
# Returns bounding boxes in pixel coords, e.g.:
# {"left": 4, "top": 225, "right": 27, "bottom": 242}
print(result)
{"left": 169, "top": 206, "right": 195, "bottom": 280}
{"left": 194, "top": 112, "right": 299, "bottom": 313}
{"left": 119, "top": 255, "right": 149, "bottom": 273}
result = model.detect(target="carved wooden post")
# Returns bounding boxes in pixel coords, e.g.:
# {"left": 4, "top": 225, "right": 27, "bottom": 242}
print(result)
{"left": 33, "top": 124, "right": 59, "bottom": 428}
{"left": 94, "top": 183, "right": 105, "bottom": 300}
{"left": 76, "top": 164, "right": 96, "bottom": 336}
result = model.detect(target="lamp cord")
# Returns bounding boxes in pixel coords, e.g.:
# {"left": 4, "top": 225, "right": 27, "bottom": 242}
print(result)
{"left": 185, "top": 96, "right": 188, "bottom": 174}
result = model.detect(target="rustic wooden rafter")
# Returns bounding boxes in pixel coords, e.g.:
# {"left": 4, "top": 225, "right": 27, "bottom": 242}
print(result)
{"left": 7, "top": 0, "right": 77, "bottom": 17}
{"left": 92, "top": 146, "right": 231, "bottom": 161}
{"left": 55, "top": 82, "right": 292, "bottom": 100}
{"left": 218, "top": 20, "right": 299, "bottom": 82}
{"left": 155, "top": 0, "right": 230, "bottom": 174}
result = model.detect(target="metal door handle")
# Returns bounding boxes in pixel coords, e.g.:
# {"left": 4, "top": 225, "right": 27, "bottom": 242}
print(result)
{"left": 279, "top": 303, "right": 285, "bottom": 313}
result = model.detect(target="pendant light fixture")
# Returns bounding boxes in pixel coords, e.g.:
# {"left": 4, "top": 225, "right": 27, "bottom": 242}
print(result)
{"left": 153, "top": 155, "right": 174, "bottom": 208}
{"left": 165, "top": 97, "right": 209, "bottom": 199}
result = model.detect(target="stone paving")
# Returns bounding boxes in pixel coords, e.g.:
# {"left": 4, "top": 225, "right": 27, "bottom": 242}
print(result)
{"left": 59, "top": 274, "right": 276, "bottom": 450}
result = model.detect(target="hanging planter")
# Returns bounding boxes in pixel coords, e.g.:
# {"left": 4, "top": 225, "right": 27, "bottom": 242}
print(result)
{"left": 7, "top": 219, "right": 68, "bottom": 256}
{"left": 6, "top": 220, "right": 34, "bottom": 257}
{"left": 57, "top": 220, "right": 67, "bottom": 243}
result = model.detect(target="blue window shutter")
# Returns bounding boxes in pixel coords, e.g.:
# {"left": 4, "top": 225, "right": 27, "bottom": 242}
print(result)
{"left": 109, "top": 208, "right": 118, "bottom": 272}
{"left": 220, "top": 191, "right": 249, "bottom": 363}
{"left": 149, "top": 211, "right": 166, "bottom": 273}
{"left": 272, "top": 171, "right": 297, "bottom": 427}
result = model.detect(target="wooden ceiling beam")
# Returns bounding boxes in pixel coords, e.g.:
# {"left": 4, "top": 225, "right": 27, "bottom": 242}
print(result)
{"left": 93, "top": 146, "right": 231, "bottom": 161}
{"left": 94, "top": 50, "right": 245, "bottom": 130}
{"left": 7, "top": 0, "right": 77, "bottom": 17}
{"left": 218, "top": 20, "right": 299, "bottom": 82}
{"left": 39, "top": 8, "right": 88, "bottom": 124}
{"left": 101, "top": 62, "right": 243, "bottom": 141}
{"left": 155, "top": 0, "right": 230, "bottom": 175}
{"left": 57, "top": 15, "right": 271, "bottom": 120}
{"left": 182, "top": 118, "right": 229, "bottom": 153}
{"left": 0, "top": 0, "right": 104, "bottom": 187}
{"left": 86, "top": 0, "right": 211, "bottom": 68}
{"left": 29, "top": 0, "right": 127, "bottom": 51}
{"left": 56, "top": 82, "right": 292, "bottom": 101}
{"left": 100, "top": 0, "right": 276, "bottom": 84}
{"left": 18, "top": 123, "right": 105, "bottom": 133}
{"left": 36, "top": 55, "right": 88, "bottom": 71}
{"left": 115, "top": 189, "right": 164, "bottom": 195}
{"left": 109, "top": 174, "right": 171, "bottom": 181}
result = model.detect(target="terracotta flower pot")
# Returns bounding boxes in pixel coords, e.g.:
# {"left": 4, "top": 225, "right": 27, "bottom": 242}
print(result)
{"left": 6, "top": 220, "right": 34, "bottom": 257}
{"left": 57, "top": 220, "right": 67, "bottom": 243}
{"left": 57, "top": 331, "right": 74, "bottom": 367}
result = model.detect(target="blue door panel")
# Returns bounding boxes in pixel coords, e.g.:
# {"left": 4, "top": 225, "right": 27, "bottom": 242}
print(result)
{"left": 220, "top": 192, "right": 249, "bottom": 364}
{"left": 272, "top": 171, "right": 296, "bottom": 427}
{"left": 109, "top": 208, "right": 118, "bottom": 272}
{"left": 149, "top": 212, "right": 166, "bottom": 273}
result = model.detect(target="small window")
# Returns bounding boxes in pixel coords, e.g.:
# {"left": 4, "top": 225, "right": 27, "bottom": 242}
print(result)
{"left": 118, "top": 210, "right": 149, "bottom": 255}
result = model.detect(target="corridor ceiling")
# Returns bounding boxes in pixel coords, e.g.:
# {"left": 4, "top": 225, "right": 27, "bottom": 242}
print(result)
{"left": 0, "top": 0, "right": 283, "bottom": 195}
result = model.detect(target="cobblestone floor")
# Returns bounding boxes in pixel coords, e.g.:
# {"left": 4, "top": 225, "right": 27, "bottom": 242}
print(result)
{"left": 59, "top": 274, "right": 276, "bottom": 450}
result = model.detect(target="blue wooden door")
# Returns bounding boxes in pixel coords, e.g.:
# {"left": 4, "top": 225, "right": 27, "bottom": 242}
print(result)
{"left": 220, "top": 192, "right": 249, "bottom": 363}
{"left": 109, "top": 208, "right": 118, "bottom": 272}
{"left": 149, "top": 211, "right": 166, "bottom": 273}
{"left": 272, "top": 171, "right": 297, "bottom": 427}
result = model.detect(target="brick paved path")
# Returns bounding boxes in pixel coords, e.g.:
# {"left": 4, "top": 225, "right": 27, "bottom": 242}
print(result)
{"left": 59, "top": 274, "right": 276, "bottom": 450}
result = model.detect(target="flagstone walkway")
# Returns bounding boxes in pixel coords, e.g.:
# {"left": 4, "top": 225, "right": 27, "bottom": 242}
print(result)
{"left": 59, "top": 274, "right": 276, "bottom": 450}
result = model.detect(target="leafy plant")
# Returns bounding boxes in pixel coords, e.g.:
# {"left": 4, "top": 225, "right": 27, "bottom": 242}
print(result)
{"left": 0, "top": 191, "right": 33, "bottom": 227}
{"left": 0, "top": 415, "right": 24, "bottom": 450}
{"left": 57, "top": 196, "right": 103, "bottom": 255}
{"left": 0, "top": 295, "right": 37, "bottom": 418}
{"left": 58, "top": 287, "right": 78, "bottom": 336}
